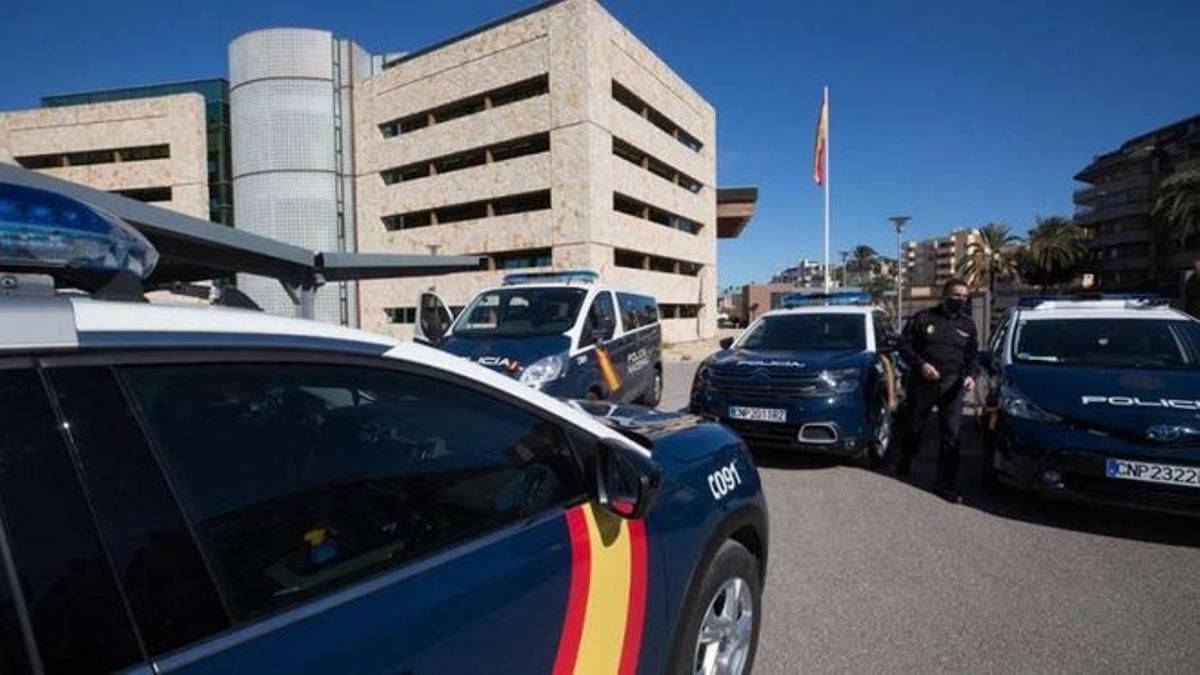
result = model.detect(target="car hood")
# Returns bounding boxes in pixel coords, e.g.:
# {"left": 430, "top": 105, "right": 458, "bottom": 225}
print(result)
{"left": 439, "top": 334, "right": 571, "bottom": 374}
{"left": 1008, "top": 364, "right": 1200, "bottom": 443}
{"left": 706, "top": 348, "right": 869, "bottom": 375}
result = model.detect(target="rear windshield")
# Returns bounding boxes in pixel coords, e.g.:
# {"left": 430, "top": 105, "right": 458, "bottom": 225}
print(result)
{"left": 738, "top": 314, "right": 866, "bottom": 351}
{"left": 453, "top": 287, "right": 587, "bottom": 338}
{"left": 1014, "top": 319, "right": 1200, "bottom": 368}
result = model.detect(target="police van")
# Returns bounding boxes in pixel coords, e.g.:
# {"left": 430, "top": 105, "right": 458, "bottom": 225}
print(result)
{"left": 689, "top": 291, "right": 901, "bottom": 466}
{"left": 982, "top": 294, "right": 1200, "bottom": 516}
{"left": 0, "top": 181, "right": 767, "bottom": 675}
{"left": 415, "top": 272, "right": 664, "bottom": 405}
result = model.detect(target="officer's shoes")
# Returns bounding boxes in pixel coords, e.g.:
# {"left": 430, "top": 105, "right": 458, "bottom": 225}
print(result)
{"left": 933, "top": 486, "right": 962, "bottom": 504}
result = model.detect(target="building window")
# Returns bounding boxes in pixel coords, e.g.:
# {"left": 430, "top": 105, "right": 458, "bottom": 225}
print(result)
{"left": 111, "top": 186, "right": 173, "bottom": 203}
{"left": 613, "top": 248, "right": 702, "bottom": 277}
{"left": 380, "top": 133, "right": 550, "bottom": 186}
{"left": 612, "top": 192, "right": 703, "bottom": 235}
{"left": 486, "top": 247, "right": 553, "bottom": 270}
{"left": 15, "top": 143, "right": 170, "bottom": 170}
{"left": 384, "top": 307, "right": 417, "bottom": 324}
{"left": 610, "top": 80, "right": 703, "bottom": 153}
{"left": 611, "top": 137, "right": 702, "bottom": 194}
{"left": 377, "top": 74, "right": 549, "bottom": 139}
{"left": 381, "top": 190, "right": 551, "bottom": 231}
{"left": 659, "top": 303, "right": 701, "bottom": 319}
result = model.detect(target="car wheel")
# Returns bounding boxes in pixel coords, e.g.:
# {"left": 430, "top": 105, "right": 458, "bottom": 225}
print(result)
{"left": 641, "top": 368, "right": 663, "bottom": 408}
{"left": 667, "top": 540, "right": 761, "bottom": 675}
{"left": 856, "top": 401, "right": 891, "bottom": 468}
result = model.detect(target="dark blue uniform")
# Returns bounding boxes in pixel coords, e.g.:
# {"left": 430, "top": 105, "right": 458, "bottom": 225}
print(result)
{"left": 897, "top": 304, "right": 979, "bottom": 491}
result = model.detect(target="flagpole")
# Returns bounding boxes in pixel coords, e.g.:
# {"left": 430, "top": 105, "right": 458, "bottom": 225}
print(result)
{"left": 823, "top": 86, "right": 831, "bottom": 293}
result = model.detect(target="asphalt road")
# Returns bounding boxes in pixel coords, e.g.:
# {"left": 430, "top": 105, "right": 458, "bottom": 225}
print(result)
{"left": 661, "top": 361, "right": 1200, "bottom": 674}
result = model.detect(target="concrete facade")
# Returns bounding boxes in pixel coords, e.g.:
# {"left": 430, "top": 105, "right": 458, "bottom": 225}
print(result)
{"left": 354, "top": 0, "right": 717, "bottom": 343}
{"left": 904, "top": 227, "right": 980, "bottom": 290}
{"left": 0, "top": 94, "right": 209, "bottom": 219}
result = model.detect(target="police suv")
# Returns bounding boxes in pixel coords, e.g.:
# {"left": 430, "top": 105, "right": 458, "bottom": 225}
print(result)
{"left": 415, "top": 272, "right": 664, "bottom": 405}
{"left": 982, "top": 295, "right": 1200, "bottom": 516}
{"left": 690, "top": 292, "right": 901, "bottom": 466}
{"left": 0, "top": 183, "right": 767, "bottom": 675}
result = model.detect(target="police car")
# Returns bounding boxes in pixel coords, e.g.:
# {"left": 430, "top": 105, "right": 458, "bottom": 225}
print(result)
{"left": 689, "top": 292, "right": 901, "bottom": 466}
{"left": 415, "top": 272, "right": 664, "bottom": 405}
{"left": 0, "top": 182, "right": 767, "bottom": 675}
{"left": 982, "top": 294, "right": 1200, "bottom": 516}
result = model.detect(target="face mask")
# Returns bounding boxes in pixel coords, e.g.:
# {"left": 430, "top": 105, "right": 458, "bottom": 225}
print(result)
{"left": 943, "top": 297, "right": 967, "bottom": 315}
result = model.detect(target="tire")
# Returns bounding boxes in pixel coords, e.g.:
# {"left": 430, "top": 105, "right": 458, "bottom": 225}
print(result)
{"left": 855, "top": 401, "right": 892, "bottom": 469}
{"left": 666, "top": 540, "right": 762, "bottom": 675}
{"left": 640, "top": 367, "right": 664, "bottom": 408}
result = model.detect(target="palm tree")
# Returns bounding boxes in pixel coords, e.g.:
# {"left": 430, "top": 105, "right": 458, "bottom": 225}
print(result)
{"left": 958, "top": 223, "right": 1021, "bottom": 298}
{"left": 1154, "top": 168, "right": 1200, "bottom": 246}
{"left": 1019, "top": 216, "right": 1087, "bottom": 291}
{"left": 850, "top": 245, "right": 877, "bottom": 278}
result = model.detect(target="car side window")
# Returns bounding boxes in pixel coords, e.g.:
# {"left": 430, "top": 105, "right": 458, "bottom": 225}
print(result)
{"left": 617, "top": 293, "right": 641, "bottom": 332}
{"left": 582, "top": 292, "right": 616, "bottom": 346}
{"left": 120, "top": 362, "right": 585, "bottom": 622}
{"left": 640, "top": 296, "right": 659, "bottom": 326}
{"left": 0, "top": 369, "right": 143, "bottom": 675}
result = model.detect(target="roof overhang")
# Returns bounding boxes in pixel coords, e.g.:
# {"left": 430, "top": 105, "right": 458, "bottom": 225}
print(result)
{"left": 0, "top": 163, "right": 481, "bottom": 287}
{"left": 717, "top": 187, "right": 757, "bottom": 239}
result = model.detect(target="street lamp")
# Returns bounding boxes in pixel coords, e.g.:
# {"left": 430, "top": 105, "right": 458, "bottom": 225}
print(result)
{"left": 889, "top": 216, "right": 911, "bottom": 332}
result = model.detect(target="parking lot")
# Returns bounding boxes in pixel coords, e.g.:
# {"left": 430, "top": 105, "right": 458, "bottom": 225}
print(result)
{"left": 662, "top": 361, "right": 1200, "bottom": 674}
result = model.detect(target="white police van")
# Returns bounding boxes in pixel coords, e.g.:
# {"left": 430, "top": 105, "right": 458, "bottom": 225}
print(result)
{"left": 414, "top": 272, "right": 664, "bottom": 405}
{"left": 982, "top": 294, "right": 1200, "bottom": 516}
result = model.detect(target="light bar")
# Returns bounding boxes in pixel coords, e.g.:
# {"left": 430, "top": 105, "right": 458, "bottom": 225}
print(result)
{"left": 503, "top": 269, "right": 598, "bottom": 285}
{"left": 782, "top": 290, "right": 871, "bottom": 308}
{"left": 0, "top": 182, "right": 158, "bottom": 282}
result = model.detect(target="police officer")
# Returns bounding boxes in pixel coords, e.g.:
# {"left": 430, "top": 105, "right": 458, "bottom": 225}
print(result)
{"left": 895, "top": 278, "right": 979, "bottom": 503}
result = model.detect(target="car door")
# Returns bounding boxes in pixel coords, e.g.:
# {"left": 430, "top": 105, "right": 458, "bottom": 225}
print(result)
{"left": 414, "top": 291, "right": 455, "bottom": 346}
{"left": 56, "top": 354, "right": 599, "bottom": 675}
{"left": 611, "top": 293, "right": 646, "bottom": 402}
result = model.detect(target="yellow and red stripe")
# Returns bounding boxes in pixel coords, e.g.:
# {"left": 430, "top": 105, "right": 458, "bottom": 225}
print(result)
{"left": 553, "top": 503, "right": 648, "bottom": 675}
{"left": 595, "top": 348, "right": 622, "bottom": 394}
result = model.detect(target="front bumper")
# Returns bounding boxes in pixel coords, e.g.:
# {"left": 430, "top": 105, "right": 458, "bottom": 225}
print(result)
{"left": 996, "top": 419, "right": 1200, "bottom": 517}
{"left": 691, "top": 386, "right": 871, "bottom": 454}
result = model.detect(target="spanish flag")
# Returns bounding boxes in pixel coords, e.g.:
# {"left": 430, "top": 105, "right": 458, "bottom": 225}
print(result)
{"left": 813, "top": 89, "right": 828, "bottom": 185}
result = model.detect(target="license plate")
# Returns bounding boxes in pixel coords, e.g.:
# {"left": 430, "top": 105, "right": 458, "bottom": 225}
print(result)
{"left": 728, "top": 406, "right": 787, "bottom": 423}
{"left": 1105, "top": 458, "right": 1200, "bottom": 489}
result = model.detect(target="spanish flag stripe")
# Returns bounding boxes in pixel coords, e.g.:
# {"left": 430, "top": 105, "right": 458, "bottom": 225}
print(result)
{"left": 574, "top": 505, "right": 632, "bottom": 674}
{"left": 596, "top": 348, "right": 622, "bottom": 393}
{"left": 617, "top": 518, "right": 648, "bottom": 675}
{"left": 552, "top": 506, "right": 592, "bottom": 675}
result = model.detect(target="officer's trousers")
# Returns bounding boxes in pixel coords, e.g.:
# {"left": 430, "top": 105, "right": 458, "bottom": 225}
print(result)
{"left": 901, "top": 379, "right": 965, "bottom": 489}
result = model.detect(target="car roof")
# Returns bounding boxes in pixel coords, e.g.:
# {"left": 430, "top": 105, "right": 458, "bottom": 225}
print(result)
{"left": 0, "top": 295, "right": 652, "bottom": 457}
{"left": 761, "top": 306, "right": 880, "bottom": 318}
{"left": 1016, "top": 306, "right": 1191, "bottom": 321}
{"left": 475, "top": 282, "right": 646, "bottom": 296}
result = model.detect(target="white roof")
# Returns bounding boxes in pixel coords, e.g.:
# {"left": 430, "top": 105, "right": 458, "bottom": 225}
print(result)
{"left": 1018, "top": 303, "right": 1191, "bottom": 321}
{"left": 761, "top": 305, "right": 880, "bottom": 318}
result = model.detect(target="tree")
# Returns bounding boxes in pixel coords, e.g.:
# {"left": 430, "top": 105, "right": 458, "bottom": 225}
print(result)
{"left": 958, "top": 222, "right": 1021, "bottom": 298}
{"left": 850, "top": 245, "right": 878, "bottom": 278}
{"left": 861, "top": 273, "right": 895, "bottom": 303}
{"left": 1018, "top": 216, "right": 1087, "bottom": 291}
{"left": 1154, "top": 168, "right": 1200, "bottom": 246}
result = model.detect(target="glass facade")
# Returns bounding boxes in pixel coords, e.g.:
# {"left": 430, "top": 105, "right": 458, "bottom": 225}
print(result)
{"left": 42, "top": 79, "right": 234, "bottom": 226}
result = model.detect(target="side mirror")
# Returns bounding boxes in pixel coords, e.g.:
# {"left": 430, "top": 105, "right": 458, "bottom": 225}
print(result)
{"left": 594, "top": 438, "right": 661, "bottom": 519}
{"left": 719, "top": 337, "right": 734, "bottom": 350}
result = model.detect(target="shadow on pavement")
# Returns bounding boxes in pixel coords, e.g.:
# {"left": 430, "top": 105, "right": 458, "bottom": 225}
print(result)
{"left": 899, "top": 419, "right": 1200, "bottom": 548}
{"left": 749, "top": 448, "right": 843, "bottom": 471}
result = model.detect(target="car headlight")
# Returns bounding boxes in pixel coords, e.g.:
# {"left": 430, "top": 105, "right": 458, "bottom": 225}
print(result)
{"left": 519, "top": 354, "right": 565, "bottom": 385}
{"left": 818, "top": 368, "right": 860, "bottom": 395}
{"left": 1000, "top": 383, "right": 1060, "bottom": 422}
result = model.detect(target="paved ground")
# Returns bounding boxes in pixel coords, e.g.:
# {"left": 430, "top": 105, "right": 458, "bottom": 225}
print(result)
{"left": 661, "top": 361, "right": 1200, "bottom": 675}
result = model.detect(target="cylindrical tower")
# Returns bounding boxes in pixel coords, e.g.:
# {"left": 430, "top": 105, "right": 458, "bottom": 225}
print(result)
{"left": 229, "top": 28, "right": 361, "bottom": 325}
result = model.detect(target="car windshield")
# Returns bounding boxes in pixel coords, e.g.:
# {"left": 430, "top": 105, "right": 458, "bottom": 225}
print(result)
{"left": 454, "top": 287, "right": 587, "bottom": 338}
{"left": 737, "top": 314, "right": 866, "bottom": 351}
{"left": 1014, "top": 319, "right": 1200, "bottom": 368}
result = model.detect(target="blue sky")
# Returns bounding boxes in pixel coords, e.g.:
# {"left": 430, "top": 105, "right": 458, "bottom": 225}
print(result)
{"left": 3, "top": 0, "right": 1199, "bottom": 287}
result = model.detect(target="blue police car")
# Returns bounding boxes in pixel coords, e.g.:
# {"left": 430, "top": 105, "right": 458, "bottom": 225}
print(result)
{"left": 690, "top": 292, "right": 901, "bottom": 466}
{"left": 0, "top": 181, "right": 767, "bottom": 675}
{"left": 982, "top": 295, "right": 1200, "bottom": 516}
{"left": 417, "top": 272, "right": 664, "bottom": 405}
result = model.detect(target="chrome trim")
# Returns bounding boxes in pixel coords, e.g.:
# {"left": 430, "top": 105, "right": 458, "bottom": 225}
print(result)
{"left": 152, "top": 506, "right": 571, "bottom": 671}
{"left": 798, "top": 422, "right": 839, "bottom": 445}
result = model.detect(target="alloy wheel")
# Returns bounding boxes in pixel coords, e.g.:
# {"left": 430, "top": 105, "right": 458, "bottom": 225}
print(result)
{"left": 693, "top": 577, "right": 754, "bottom": 675}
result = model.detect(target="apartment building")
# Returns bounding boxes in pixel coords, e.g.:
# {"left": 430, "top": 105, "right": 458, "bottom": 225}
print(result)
{"left": 1074, "top": 113, "right": 1200, "bottom": 294}
{"left": 0, "top": 0, "right": 753, "bottom": 342}
{"left": 903, "top": 228, "right": 980, "bottom": 290}
{"left": 0, "top": 94, "right": 209, "bottom": 220}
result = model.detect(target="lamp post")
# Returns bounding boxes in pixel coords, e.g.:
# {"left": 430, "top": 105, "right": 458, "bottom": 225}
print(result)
{"left": 889, "top": 216, "right": 911, "bottom": 332}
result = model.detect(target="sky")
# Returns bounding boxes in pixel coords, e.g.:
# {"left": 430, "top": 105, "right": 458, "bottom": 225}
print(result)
{"left": 2, "top": 0, "right": 1199, "bottom": 287}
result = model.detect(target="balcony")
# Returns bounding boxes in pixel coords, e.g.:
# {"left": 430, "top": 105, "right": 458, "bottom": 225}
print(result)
{"left": 1074, "top": 201, "right": 1152, "bottom": 224}
{"left": 1073, "top": 173, "right": 1154, "bottom": 203}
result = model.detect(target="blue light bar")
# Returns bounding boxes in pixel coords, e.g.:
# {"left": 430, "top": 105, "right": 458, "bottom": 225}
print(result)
{"left": 503, "top": 269, "right": 598, "bottom": 285}
{"left": 782, "top": 290, "right": 871, "bottom": 308}
{"left": 0, "top": 182, "right": 158, "bottom": 280}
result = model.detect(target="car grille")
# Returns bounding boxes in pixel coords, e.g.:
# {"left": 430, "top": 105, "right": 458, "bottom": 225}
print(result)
{"left": 724, "top": 419, "right": 799, "bottom": 446}
{"left": 709, "top": 369, "right": 826, "bottom": 398}
{"left": 1062, "top": 417, "right": 1200, "bottom": 449}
